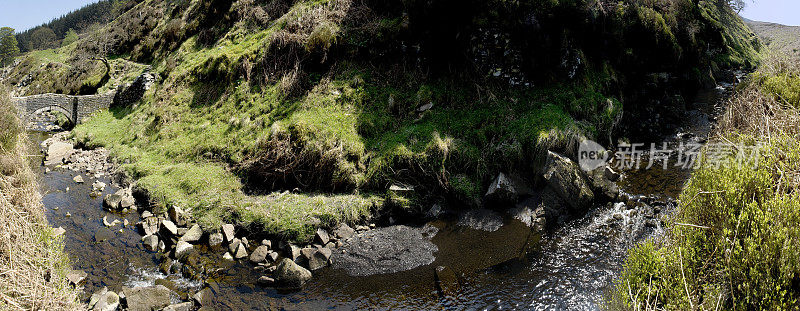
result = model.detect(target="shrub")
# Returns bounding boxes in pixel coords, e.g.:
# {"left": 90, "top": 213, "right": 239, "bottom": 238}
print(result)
{"left": 0, "top": 87, "right": 21, "bottom": 152}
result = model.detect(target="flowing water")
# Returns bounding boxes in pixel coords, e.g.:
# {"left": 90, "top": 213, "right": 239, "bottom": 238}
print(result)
{"left": 25, "top": 82, "right": 731, "bottom": 310}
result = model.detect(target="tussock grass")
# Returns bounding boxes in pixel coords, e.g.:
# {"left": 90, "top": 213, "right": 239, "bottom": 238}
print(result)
{"left": 0, "top": 88, "right": 83, "bottom": 310}
{"left": 610, "top": 53, "right": 800, "bottom": 310}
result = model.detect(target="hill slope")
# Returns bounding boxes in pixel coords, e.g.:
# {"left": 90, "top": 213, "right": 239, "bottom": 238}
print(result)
{"left": 745, "top": 19, "right": 800, "bottom": 58}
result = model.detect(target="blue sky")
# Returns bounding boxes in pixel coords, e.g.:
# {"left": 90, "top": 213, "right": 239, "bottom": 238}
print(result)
{"left": 0, "top": 0, "right": 798, "bottom": 32}
{"left": 0, "top": 0, "right": 99, "bottom": 32}
{"left": 741, "top": 0, "right": 800, "bottom": 26}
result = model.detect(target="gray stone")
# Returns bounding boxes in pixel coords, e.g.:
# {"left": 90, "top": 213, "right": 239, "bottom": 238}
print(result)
{"left": 53, "top": 226, "right": 66, "bottom": 236}
{"left": 221, "top": 224, "right": 235, "bottom": 243}
{"left": 589, "top": 166, "right": 620, "bottom": 201}
{"left": 542, "top": 151, "right": 594, "bottom": 212}
{"left": 123, "top": 285, "right": 171, "bottom": 311}
{"left": 288, "top": 244, "right": 302, "bottom": 261}
{"left": 208, "top": 232, "right": 223, "bottom": 248}
{"left": 141, "top": 211, "right": 153, "bottom": 218}
{"left": 160, "top": 220, "right": 178, "bottom": 236}
{"left": 315, "top": 228, "right": 331, "bottom": 245}
{"left": 261, "top": 239, "right": 272, "bottom": 248}
{"left": 142, "top": 235, "right": 159, "bottom": 252}
{"left": 332, "top": 223, "right": 355, "bottom": 240}
{"left": 180, "top": 224, "right": 203, "bottom": 243}
{"left": 250, "top": 246, "right": 270, "bottom": 263}
{"left": 274, "top": 258, "right": 312, "bottom": 288}
{"left": 73, "top": 175, "right": 84, "bottom": 183}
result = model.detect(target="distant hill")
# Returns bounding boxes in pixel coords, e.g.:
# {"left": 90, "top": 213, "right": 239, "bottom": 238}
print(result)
{"left": 745, "top": 19, "right": 800, "bottom": 58}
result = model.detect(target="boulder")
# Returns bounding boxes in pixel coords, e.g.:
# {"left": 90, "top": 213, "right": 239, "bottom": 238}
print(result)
{"left": 142, "top": 235, "right": 159, "bottom": 252}
{"left": 73, "top": 175, "right": 85, "bottom": 184}
{"left": 308, "top": 248, "right": 332, "bottom": 270}
{"left": 315, "top": 228, "right": 331, "bottom": 245}
{"left": 160, "top": 220, "right": 178, "bottom": 237}
{"left": 332, "top": 223, "right": 355, "bottom": 240}
{"left": 222, "top": 252, "right": 234, "bottom": 261}
{"left": 120, "top": 196, "right": 135, "bottom": 209}
{"left": 174, "top": 241, "right": 194, "bottom": 259}
{"left": 332, "top": 225, "right": 439, "bottom": 277}
{"left": 122, "top": 285, "right": 171, "bottom": 311}
{"left": 588, "top": 166, "right": 620, "bottom": 201}
{"left": 484, "top": 173, "right": 518, "bottom": 204}
{"left": 45, "top": 142, "right": 73, "bottom": 166}
{"left": 249, "top": 246, "right": 270, "bottom": 264}
{"left": 288, "top": 245, "right": 301, "bottom": 261}
{"left": 233, "top": 243, "right": 248, "bottom": 259}
{"left": 542, "top": 151, "right": 594, "bottom": 212}
{"left": 192, "top": 287, "right": 215, "bottom": 307}
{"left": 221, "top": 224, "right": 235, "bottom": 243}
{"left": 274, "top": 258, "right": 312, "bottom": 288}
{"left": 180, "top": 224, "right": 203, "bottom": 243}
{"left": 168, "top": 206, "right": 187, "bottom": 226}
{"left": 89, "top": 287, "right": 119, "bottom": 311}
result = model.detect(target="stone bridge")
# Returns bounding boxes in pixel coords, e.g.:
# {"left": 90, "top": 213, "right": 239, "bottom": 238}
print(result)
{"left": 10, "top": 73, "right": 155, "bottom": 125}
{"left": 11, "top": 92, "right": 116, "bottom": 125}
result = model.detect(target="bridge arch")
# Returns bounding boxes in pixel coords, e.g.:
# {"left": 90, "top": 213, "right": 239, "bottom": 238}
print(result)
{"left": 29, "top": 105, "right": 76, "bottom": 126}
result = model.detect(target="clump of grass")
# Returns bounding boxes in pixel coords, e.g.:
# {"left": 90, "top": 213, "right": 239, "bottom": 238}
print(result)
{"left": 610, "top": 53, "right": 800, "bottom": 310}
{"left": 0, "top": 88, "right": 83, "bottom": 310}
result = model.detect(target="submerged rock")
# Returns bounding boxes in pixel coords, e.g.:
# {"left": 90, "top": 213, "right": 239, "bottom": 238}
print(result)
{"left": 274, "top": 259, "right": 312, "bottom": 288}
{"left": 457, "top": 208, "right": 503, "bottom": 232}
{"left": 333, "top": 225, "right": 438, "bottom": 277}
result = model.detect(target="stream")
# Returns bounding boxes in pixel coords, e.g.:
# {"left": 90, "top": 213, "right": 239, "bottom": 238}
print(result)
{"left": 24, "top": 80, "right": 731, "bottom": 310}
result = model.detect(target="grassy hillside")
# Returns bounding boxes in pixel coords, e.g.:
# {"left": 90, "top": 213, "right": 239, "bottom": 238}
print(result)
{"left": 4, "top": 0, "right": 762, "bottom": 242}
{"left": 0, "top": 87, "right": 83, "bottom": 310}
{"left": 746, "top": 19, "right": 800, "bottom": 59}
{"left": 610, "top": 51, "right": 800, "bottom": 309}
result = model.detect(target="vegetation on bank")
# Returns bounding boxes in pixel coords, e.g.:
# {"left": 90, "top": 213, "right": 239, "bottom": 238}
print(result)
{"left": 610, "top": 53, "right": 800, "bottom": 309}
{"left": 0, "top": 87, "right": 82, "bottom": 310}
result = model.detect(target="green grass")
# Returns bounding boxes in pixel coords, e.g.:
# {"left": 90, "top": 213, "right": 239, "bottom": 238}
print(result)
{"left": 611, "top": 56, "right": 800, "bottom": 310}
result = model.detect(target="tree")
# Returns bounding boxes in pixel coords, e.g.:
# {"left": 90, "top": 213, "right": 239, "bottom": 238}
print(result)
{"left": 62, "top": 29, "right": 79, "bottom": 47}
{"left": 28, "top": 27, "right": 58, "bottom": 50}
{"left": 0, "top": 27, "right": 19, "bottom": 66}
